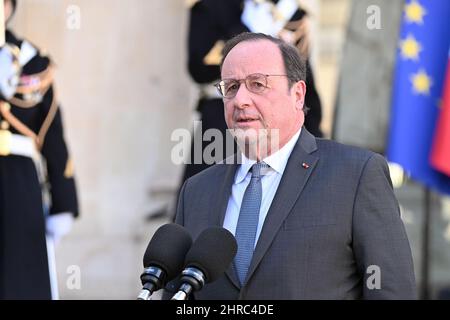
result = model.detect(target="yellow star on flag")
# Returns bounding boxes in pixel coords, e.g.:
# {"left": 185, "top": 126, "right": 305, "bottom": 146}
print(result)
{"left": 404, "top": 0, "right": 427, "bottom": 24}
{"left": 399, "top": 34, "right": 422, "bottom": 60}
{"left": 411, "top": 69, "right": 433, "bottom": 95}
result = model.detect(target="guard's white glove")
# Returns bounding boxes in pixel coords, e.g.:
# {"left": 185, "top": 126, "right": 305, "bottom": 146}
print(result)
{"left": 241, "top": 0, "right": 282, "bottom": 37}
{"left": 0, "top": 44, "right": 21, "bottom": 100}
{"left": 241, "top": 0, "right": 299, "bottom": 37}
{"left": 276, "top": 0, "right": 299, "bottom": 21}
{"left": 46, "top": 212, "right": 74, "bottom": 246}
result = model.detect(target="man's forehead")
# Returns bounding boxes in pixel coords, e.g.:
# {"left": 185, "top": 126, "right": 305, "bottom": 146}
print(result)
{"left": 222, "top": 40, "right": 283, "bottom": 77}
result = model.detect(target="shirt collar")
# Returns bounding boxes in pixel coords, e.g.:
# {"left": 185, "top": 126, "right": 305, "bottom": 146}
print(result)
{"left": 235, "top": 153, "right": 257, "bottom": 184}
{"left": 234, "top": 128, "right": 302, "bottom": 184}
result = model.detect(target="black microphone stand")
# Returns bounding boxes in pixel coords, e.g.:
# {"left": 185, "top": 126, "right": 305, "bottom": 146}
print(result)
{"left": 171, "top": 268, "right": 205, "bottom": 300}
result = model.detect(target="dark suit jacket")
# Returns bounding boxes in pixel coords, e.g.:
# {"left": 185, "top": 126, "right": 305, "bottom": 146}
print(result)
{"left": 169, "top": 128, "right": 417, "bottom": 299}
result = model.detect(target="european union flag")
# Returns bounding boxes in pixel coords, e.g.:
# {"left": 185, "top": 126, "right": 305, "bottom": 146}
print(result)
{"left": 387, "top": 0, "right": 450, "bottom": 195}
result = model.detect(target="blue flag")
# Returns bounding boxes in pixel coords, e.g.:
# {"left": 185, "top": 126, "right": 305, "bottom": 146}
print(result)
{"left": 387, "top": 0, "right": 450, "bottom": 195}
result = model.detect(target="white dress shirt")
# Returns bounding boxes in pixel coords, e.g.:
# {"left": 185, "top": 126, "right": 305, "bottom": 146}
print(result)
{"left": 223, "top": 129, "right": 302, "bottom": 247}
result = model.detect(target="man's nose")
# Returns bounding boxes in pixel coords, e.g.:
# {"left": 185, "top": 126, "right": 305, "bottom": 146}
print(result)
{"left": 233, "top": 82, "right": 252, "bottom": 109}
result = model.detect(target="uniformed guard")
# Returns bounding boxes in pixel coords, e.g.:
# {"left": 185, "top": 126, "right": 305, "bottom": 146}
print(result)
{"left": 0, "top": 0, "right": 79, "bottom": 299}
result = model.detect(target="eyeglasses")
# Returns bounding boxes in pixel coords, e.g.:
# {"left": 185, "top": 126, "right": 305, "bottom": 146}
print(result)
{"left": 214, "top": 73, "right": 288, "bottom": 99}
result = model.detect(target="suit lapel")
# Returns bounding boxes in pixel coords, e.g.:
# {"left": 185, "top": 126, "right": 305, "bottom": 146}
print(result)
{"left": 208, "top": 162, "right": 237, "bottom": 226}
{"left": 207, "top": 159, "right": 241, "bottom": 289}
{"left": 244, "top": 128, "right": 319, "bottom": 285}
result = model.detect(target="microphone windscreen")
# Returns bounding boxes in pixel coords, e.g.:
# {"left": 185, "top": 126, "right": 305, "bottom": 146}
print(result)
{"left": 143, "top": 223, "right": 193, "bottom": 281}
{"left": 184, "top": 227, "right": 237, "bottom": 283}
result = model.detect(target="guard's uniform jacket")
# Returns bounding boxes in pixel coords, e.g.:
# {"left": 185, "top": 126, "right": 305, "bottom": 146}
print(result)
{"left": 0, "top": 30, "right": 79, "bottom": 299}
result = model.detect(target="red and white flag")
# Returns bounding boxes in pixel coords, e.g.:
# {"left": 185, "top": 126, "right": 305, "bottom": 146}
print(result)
{"left": 431, "top": 49, "right": 450, "bottom": 177}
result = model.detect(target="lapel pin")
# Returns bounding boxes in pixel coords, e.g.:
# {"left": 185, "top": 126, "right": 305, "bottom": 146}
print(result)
{"left": 302, "top": 162, "right": 310, "bottom": 169}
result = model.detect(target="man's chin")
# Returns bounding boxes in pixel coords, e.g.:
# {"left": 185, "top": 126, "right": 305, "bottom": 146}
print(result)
{"left": 231, "top": 128, "right": 272, "bottom": 159}
{"left": 232, "top": 127, "right": 264, "bottom": 143}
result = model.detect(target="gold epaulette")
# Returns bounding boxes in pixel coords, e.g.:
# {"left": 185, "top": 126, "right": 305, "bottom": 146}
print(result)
{"left": 185, "top": 0, "right": 201, "bottom": 9}
{"left": 203, "top": 40, "right": 225, "bottom": 66}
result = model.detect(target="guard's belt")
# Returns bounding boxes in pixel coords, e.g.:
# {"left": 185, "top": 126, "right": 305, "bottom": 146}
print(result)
{"left": 1, "top": 133, "right": 37, "bottom": 159}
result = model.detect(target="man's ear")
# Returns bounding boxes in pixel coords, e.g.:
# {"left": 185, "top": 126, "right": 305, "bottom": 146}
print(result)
{"left": 294, "top": 80, "right": 306, "bottom": 110}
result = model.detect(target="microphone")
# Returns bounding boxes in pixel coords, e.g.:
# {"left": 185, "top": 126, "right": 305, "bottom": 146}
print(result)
{"left": 137, "top": 223, "right": 193, "bottom": 300}
{"left": 171, "top": 227, "right": 237, "bottom": 300}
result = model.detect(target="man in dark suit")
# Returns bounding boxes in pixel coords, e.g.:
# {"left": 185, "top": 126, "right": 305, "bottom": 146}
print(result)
{"left": 168, "top": 32, "right": 416, "bottom": 299}
{"left": 151, "top": 0, "right": 324, "bottom": 222}
{"left": 181, "top": 0, "right": 323, "bottom": 185}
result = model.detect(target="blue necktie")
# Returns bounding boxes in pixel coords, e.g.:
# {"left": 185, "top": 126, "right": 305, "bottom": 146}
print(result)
{"left": 234, "top": 162, "right": 269, "bottom": 285}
